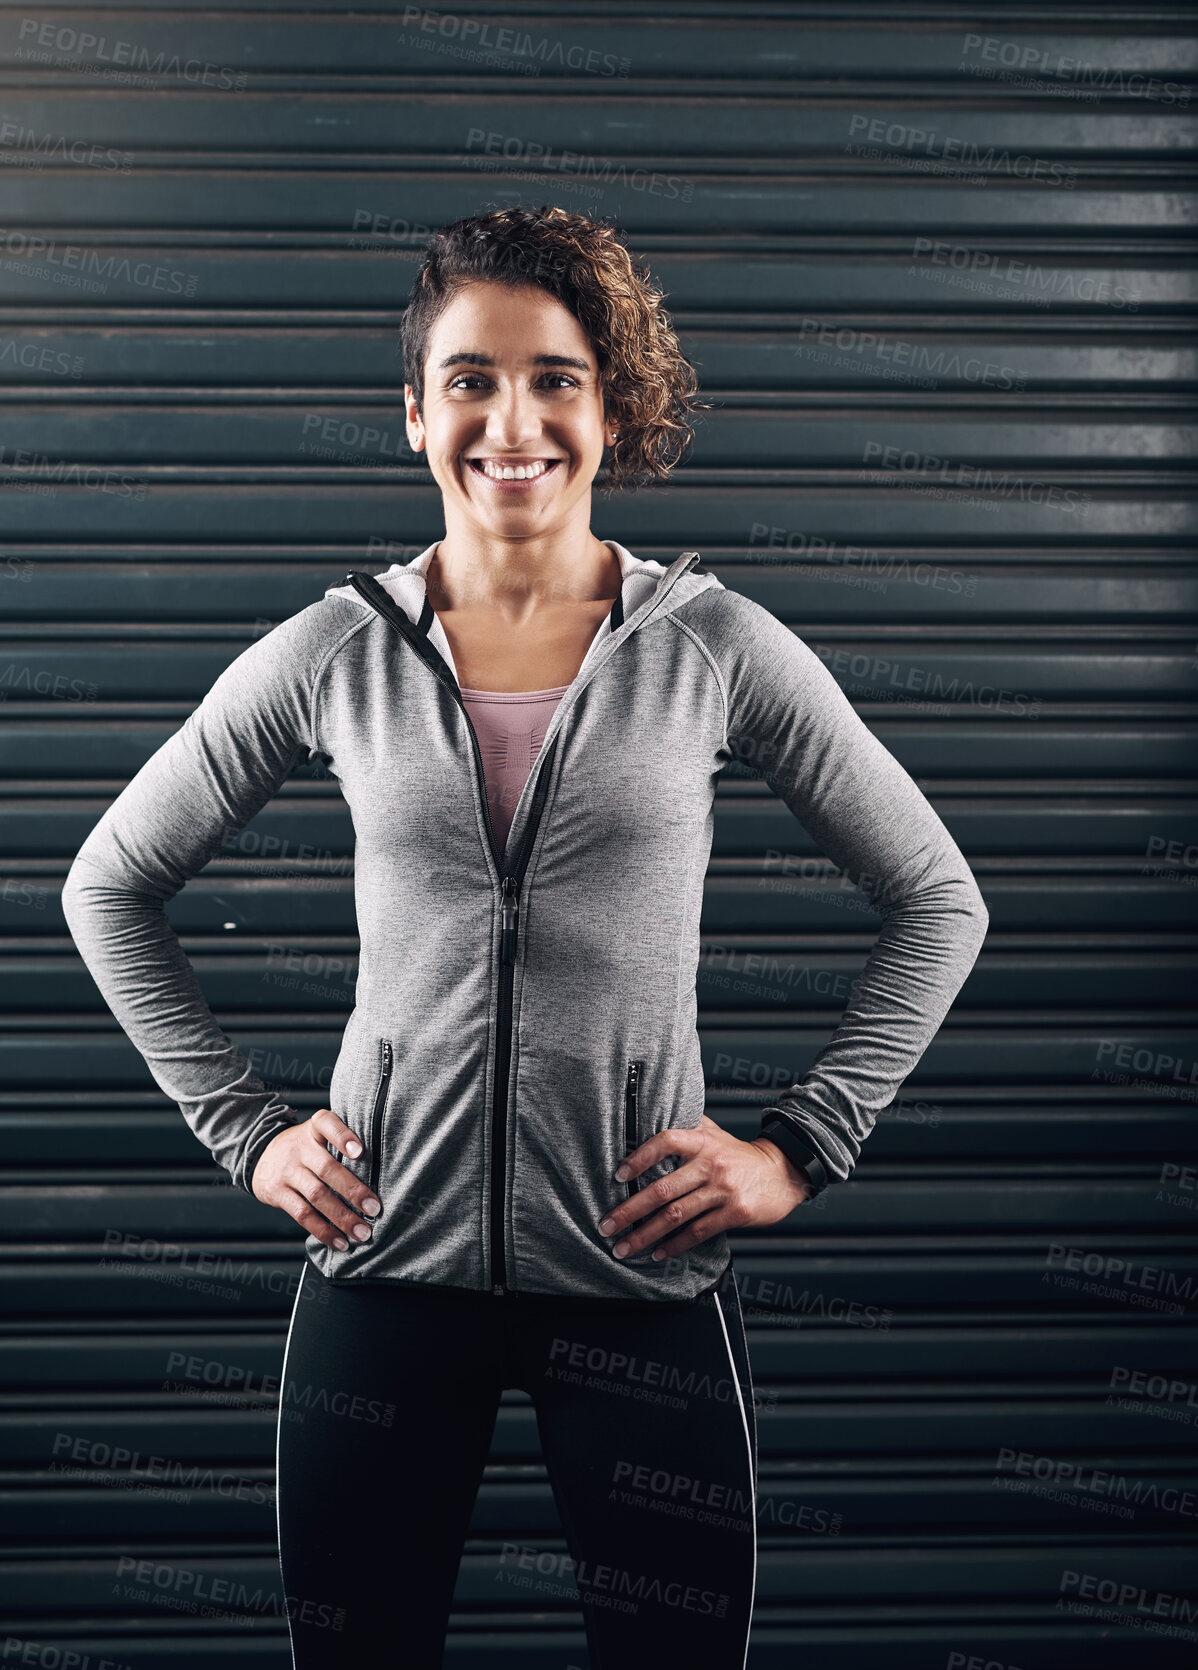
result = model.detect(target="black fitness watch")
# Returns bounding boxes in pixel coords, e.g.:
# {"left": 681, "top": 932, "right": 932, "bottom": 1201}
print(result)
{"left": 758, "top": 1110, "right": 831, "bottom": 1199}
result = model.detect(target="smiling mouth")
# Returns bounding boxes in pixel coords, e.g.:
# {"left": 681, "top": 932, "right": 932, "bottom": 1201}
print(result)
{"left": 466, "top": 457, "right": 562, "bottom": 483}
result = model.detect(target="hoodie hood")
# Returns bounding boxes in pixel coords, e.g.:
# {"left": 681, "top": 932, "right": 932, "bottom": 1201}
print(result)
{"left": 325, "top": 539, "right": 721, "bottom": 688}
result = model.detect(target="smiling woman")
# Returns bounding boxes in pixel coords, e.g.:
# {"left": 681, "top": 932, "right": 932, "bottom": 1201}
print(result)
{"left": 394, "top": 207, "right": 710, "bottom": 691}
{"left": 60, "top": 204, "right": 988, "bottom": 1669}
{"left": 399, "top": 202, "right": 704, "bottom": 493}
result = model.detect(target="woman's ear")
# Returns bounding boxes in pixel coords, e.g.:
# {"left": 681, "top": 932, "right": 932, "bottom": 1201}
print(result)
{"left": 404, "top": 383, "right": 426, "bottom": 453}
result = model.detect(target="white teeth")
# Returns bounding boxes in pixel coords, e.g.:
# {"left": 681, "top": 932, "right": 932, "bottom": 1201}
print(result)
{"left": 476, "top": 459, "right": 551, "bottom": 481}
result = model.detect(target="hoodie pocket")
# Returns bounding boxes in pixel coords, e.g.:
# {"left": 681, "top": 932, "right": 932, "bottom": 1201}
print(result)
{"left": 623, "top": 1060, "right": 644, "bottom": 1198}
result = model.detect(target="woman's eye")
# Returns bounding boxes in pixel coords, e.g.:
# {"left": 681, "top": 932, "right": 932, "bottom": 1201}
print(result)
{"left": 447, "top": 373, "right": 578, "bottom": 391}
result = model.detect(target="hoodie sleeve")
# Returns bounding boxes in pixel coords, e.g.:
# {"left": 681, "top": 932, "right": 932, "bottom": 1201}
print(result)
{"left": 703, "top": 589, "right": 989, "bottom": 1184}
{"left": 60, "top": 601, "right": 340, "bottom": 1194}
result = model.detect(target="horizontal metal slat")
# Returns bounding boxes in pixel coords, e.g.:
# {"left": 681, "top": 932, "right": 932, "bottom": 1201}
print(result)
{"left": 4, "top": 1017, "right": 1198, "bottom": 1093}
{"left": 1, "top": 481, "right": 1194, "bottom": 542}
{"left": 1, "top": 326, "right": 1195, "bottom": 390}
{"left": 5, "top": 1463, "right": 1198, "bottom": 1539}
{"left": 6, "top": 791, "right": 1196, "bottom": 857}
{"left": 5, "top": 941, "right": 1198, "bottom": 1010}
{"left": 0, "top": 91, "right": 1195, "bottom": 157}
{"left": 3, "top": 1249, "right": 1195, "bottom": 1317}
{"left": 3, "top": 719, "right": 1195, "bottom": 778}
{"left": 3, "top": 1316, "right": 1195, "bottom": 1395}
{"left": 3, "top": 1177, "right": 1196, "bottom": 1238}
{"left": 3, "top": 869, "right": 1195, "bottom": 935}
{"left": 0, "top": 15, "right": 1194, "bottom": 81}
{"left": 5, "top": 633, "right": 1198, "bottom": 700}
{"left": 1, "top": 1319, "right": 1195, "bottom": 1389}
{"left": 0, "top": 246, "right": 1191, "bottom": 313}
{"left": 4, "top": 170, "right": 1192, "bottom": 234}
{"left": 4, "top": 401, "right": 1197, "bottom": 467}
{"left": 1, "top": 1095, "right": 1193, "bottom": 1166}
{"left": 9, "top": 1401, "right": 1198, "bottom": 1470}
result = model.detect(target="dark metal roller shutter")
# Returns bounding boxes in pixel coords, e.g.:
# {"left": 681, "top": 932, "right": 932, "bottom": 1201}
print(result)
{"left": 0, "top": 3, "right": 1195, "bottom": 1664}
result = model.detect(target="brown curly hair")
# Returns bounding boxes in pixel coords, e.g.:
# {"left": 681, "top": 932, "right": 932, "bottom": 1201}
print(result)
{"left": 399, "top": 205, "right": 708, "bottom": 493}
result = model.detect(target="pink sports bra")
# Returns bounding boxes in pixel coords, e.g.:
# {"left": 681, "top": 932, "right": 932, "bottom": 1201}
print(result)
{"left": 459, "top": 684, "right": 570, "bottom": 858}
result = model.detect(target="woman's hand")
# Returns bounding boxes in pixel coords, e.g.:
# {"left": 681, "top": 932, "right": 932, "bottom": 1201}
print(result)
{"left": 251, "top": 1109, "right": 381, "bottom": 1251}
{"left": 597, "top": 1112, "right": 812, "bottom": 1262}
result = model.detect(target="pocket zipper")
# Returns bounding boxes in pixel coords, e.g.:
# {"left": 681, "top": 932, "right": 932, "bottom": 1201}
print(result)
{"left": 367, "top": 1040, "right": 392, "bottom": 1205}
{"left": 624, "top": 1060, "right": 643, "bottom": 1196}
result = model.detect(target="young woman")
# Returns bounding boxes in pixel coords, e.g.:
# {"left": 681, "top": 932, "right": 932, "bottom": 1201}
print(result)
{"left": 62, "top": 206, "right": 989, "bottom": 1667}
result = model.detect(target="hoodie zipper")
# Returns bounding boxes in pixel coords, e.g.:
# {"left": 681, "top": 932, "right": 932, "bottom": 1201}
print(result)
{"left": 342, "top": 568, "right": 559, "bottom": 1295}
{"left": 488, "top": 757, "right": 556, "bottom": 1290}
{"left": 342, "top": 553, "right": 700, "bottom": 1295}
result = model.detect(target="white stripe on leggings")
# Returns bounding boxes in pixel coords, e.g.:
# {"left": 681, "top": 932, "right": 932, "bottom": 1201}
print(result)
{"left": 276, "top": 1257, "right": 306, "bottom": 1670}
{"left": 712, "top": 1285, "right": 757, "bottom": 1669}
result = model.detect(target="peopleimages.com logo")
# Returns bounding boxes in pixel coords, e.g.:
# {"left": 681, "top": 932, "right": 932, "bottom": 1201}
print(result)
{"left": 0, "top": 228, "right": 199, "bottom": 296}
{"left": 14, "top": 18, "right": 248, "bottom": 89}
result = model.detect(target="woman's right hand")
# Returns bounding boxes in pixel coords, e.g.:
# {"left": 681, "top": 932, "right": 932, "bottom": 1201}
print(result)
{"left": 250, "top": 1109, "right": 381, "bottom": 1251}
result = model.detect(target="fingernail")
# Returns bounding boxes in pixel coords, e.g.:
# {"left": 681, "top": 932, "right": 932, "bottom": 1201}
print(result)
{"left": 614, "top": 1164, "right": 630, "bottom": 1182}
{"left": 345, "top": 1140, "right": 363, "bottom": 1157}
{"left": 598, "top": 1217, "right": 614, "bottom": 1235}
{"left": 363, "top": 1198, "right": 381, "bottom": 1216}
{"left": 651, "top": 1249, "right": 665, "bottom": 1261}
{"left": 333, "top": 1237, "right": 348, "bottom": 1251}
{"left": 613, "top": 1241, "right": 629, "bottom": 1259}
{"left": 352, "top": 1223, "right": 371, "bottom": 1241}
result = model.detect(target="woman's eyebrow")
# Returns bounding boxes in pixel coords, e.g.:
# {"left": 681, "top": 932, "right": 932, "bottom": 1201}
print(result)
{"left": 437, "top": 351, "right": 592, "bottom": 372}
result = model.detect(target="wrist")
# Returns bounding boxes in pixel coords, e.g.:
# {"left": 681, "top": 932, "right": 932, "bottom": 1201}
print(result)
{"left": 757, "top": 1111, "right": 831, "bottom": 1199}
{"left": 755, "top": 1135, "right": 813, "bottom": 1201}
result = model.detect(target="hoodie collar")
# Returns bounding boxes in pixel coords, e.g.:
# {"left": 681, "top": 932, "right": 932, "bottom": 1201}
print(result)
{"left": 326, "top": 539, "right": 705, "bottom": 689}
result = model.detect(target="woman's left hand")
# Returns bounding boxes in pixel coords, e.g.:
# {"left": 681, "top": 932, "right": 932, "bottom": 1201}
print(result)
{"left": 597, "top": 1112, "right": 813, "bottom": 1262}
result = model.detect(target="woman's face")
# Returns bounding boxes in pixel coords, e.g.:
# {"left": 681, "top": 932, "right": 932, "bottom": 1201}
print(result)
{"left": 405, "top": 280, "right": 611, "bottom": 543}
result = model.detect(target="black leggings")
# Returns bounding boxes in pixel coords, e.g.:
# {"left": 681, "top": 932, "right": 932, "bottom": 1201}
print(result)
{"left": 275, "top": 1258, "right": 757, "bottom": 1668}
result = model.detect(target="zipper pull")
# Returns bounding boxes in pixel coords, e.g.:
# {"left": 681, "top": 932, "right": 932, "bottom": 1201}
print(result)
{"left": 500, "top": 874, "right": 518, "bottom": 964}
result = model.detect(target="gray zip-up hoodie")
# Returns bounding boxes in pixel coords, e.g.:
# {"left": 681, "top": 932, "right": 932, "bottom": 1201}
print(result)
{"left": 61, "top": 540, "right": 988, "bottom": 1301}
